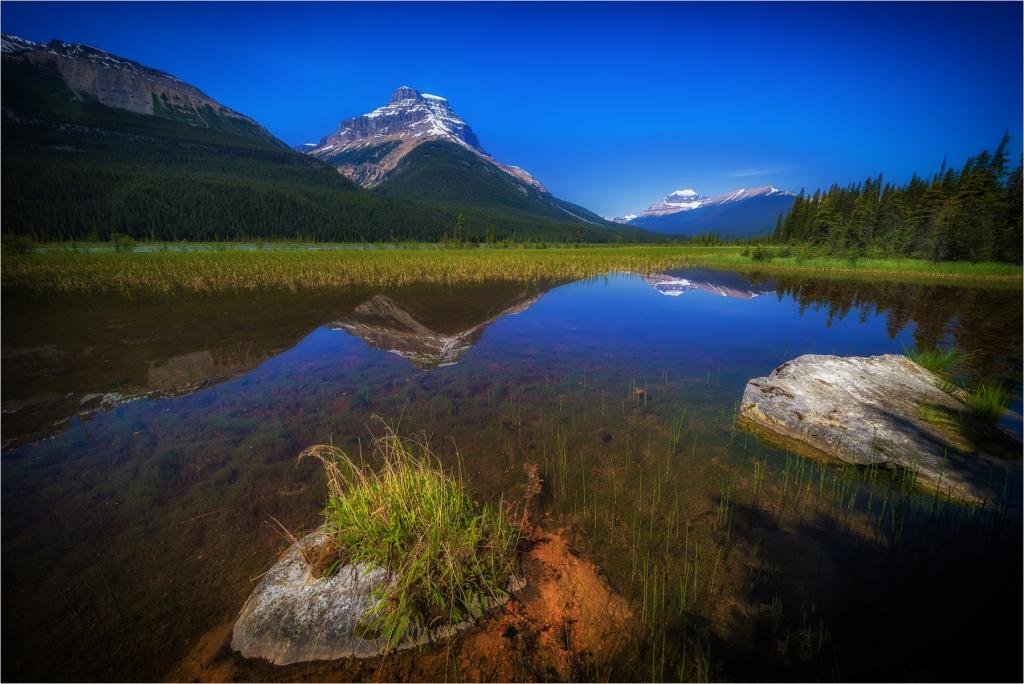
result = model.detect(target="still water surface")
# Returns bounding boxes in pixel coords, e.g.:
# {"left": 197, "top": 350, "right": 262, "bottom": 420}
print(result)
{"left": 3, "top": 268, "right": 1021, "bottom": 681}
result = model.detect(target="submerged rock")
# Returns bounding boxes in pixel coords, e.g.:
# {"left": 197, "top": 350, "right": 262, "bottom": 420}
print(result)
{"left": 232, "top": 530, "right": 522, "bottom": 665}
{"left": 738, "top": 354, "right": 1014, "bottom": 502}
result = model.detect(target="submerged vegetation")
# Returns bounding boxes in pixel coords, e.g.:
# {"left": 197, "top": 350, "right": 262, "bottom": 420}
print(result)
{"left": 299, "top": 428, "right": 520, "bottom": 649}
{"left": 3, "top": 244, "right": 1020, "bottom": 295}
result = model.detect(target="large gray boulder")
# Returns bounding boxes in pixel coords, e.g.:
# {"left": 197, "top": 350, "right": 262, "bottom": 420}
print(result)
{"left": 232, "top": 530, "right": 521, "bottom": 665}
{"left": 738, "top": 354, "right": 1011, "bottom": 502}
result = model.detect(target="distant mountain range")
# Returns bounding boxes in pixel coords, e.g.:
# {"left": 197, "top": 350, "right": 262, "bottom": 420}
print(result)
{"left": 613, "top": 186, "right": 796, "bottom": 237}
{"left": 1, "top": 35, "right": 635, "bottom": 243}
{"left": 1, "top": 31, "right": 791, "bottom": 243}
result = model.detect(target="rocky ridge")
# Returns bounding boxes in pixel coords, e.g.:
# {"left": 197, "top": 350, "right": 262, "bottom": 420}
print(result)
{"left": 1, "top": 32, "right": 270, "bottom": 133}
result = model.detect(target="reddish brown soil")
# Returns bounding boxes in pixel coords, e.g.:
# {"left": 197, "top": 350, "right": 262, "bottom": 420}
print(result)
{"left": 167, "top": 528, "right": 631, "bottom": 682}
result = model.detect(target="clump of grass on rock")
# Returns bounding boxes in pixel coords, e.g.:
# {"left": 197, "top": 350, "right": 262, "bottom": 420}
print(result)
{"left": 906, "top": 346, "right": 961, "bottom": 375}
{"left": 963, "top": 382, "right": 1010, "bottom": 424}
{"left": 905, "top": 346, "right": 1011, "bottom": 435}
{"left": 300, "top": 428, "right": 520, "bottom": 649}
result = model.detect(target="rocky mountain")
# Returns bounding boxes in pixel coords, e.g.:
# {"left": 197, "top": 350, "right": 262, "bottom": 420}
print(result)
{"left": 607, "top": 214, "right": 637, "bottom": 224}
{"left": 628, "top": 185, "right": 796, "bottom": 237}
{"left": 1, "top": 33, "right": 274, "bottom": 138}
{"left": 300, "top": 87, "right": 614, "bottom": 227}
{"left": 305, "top": 86, "right": 543, "bottom": 188}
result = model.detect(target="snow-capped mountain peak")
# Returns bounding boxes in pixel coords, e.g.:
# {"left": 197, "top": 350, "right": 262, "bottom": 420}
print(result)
{"left": 640, "top": 188, "right": 709, "bottom": 217}
{"left": 708, "top": 185, "right": 790, "bottom": 205}
{"left": 301, "top": 86, "right": 547, "bottom": 192}
{"left": 636, "top": 184, "right": 793, "bottom": 220}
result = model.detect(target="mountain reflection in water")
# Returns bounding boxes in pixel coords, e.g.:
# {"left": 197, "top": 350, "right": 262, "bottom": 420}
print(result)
{"left": 330, "top": 288, "right": 543, "bottom": 369}
{"left": 644, "top": 268, "right": 775, "bottom": 299}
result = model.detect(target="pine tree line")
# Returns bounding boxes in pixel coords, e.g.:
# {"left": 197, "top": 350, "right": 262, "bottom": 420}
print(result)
{"left": 774, "top": 134, "right": 1022, "bottom": 262}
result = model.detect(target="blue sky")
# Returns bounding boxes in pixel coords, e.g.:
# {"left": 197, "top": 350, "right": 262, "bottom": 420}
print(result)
{"left": 3, "top": 2, "right": 1021, "bottom": 217}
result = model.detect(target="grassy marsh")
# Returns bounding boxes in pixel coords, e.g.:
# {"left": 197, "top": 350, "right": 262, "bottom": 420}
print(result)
{"left": 4, "top": 244, "right": 1021, "bottom": 295}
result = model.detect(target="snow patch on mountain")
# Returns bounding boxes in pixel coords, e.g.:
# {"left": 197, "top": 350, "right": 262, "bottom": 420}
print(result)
{"left": 1, "top": 34, "right": 39, "bottom": 54}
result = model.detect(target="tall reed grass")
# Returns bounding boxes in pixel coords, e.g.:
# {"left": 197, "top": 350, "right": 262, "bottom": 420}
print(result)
{"left": 6, "top": 244, "right": 1018, "bottom": 294}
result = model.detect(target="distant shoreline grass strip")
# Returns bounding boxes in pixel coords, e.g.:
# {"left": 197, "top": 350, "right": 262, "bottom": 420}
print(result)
{"left": 2, "top": 246, "right": 1020, "bottom": 294}
{"left": 687, "top": 253, "right": 1022, "bottom": 281}
{"left": 300, "top": 429, "right": 520, "bottom": 649}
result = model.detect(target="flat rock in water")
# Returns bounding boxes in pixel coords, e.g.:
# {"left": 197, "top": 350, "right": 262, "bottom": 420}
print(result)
{"left": 738, "top": 354, "right": 1011, "bottom": 502}
{"left": 232, "top": 530, "right": 520, "bottom": 665}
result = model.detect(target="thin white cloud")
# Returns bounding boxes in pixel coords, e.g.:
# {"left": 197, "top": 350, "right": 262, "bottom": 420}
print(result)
{"left": 724, "top": 165, "right": 790, "bottom": 178}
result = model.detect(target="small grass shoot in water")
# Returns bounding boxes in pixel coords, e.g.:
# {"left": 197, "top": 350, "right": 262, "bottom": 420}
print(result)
{"left": 299, "top": 426, "right": 520, "bottom": 650}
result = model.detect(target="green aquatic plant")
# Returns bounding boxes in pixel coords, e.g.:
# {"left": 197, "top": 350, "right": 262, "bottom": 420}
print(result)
{"left": 963, "top": 382, "right": 1009, "bottom": 424}
{"left": 300, "top": 426, "right": 520, "bottom": 650}
{"left": 905, "top": 346, "right": 960, "bottom": 375}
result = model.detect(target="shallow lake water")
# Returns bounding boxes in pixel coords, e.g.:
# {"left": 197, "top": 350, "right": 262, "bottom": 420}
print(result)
{"left": 3, "top": 267, "right": 1022, "bottom": 681}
